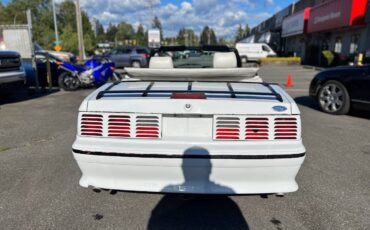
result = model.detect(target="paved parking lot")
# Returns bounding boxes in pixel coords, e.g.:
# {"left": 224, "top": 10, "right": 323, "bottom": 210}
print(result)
{"left": 0, "top": 65, "right": 369, "bottom": 230}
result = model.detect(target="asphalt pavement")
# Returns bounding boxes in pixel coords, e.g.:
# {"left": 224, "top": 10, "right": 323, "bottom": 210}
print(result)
{"left": 0, "top": 65, "right": 369, "bottom": 230}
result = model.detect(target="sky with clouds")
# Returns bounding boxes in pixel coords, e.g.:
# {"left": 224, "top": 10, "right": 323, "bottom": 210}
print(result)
{"left": 3, "top": 0, "right": 292, "bottom": 38}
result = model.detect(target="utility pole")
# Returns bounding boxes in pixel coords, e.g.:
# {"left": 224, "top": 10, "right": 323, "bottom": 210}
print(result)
{"left": 75, "top": 0, "right": 85, "bottom": 60}
{"left": 52, "top": 0, "right": 59, "bottom": 43}
{"left": 184, "top": 32, "right": 188, "bottom": 46}
{"left": 27, "top": 9, "right": 40, "bottom": 92}
{"left": 148, "top": 0, "right": 155, "bottom": 28}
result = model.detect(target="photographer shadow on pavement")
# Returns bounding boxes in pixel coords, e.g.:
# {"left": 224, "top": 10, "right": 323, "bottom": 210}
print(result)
{"left": 147, "top": 147, "right": 249, "bottom": 230}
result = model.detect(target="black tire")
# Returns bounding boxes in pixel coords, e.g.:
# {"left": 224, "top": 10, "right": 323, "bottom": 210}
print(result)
{"left": 131, "top": 61, "right": 141, "bottom": 68}
{"left": 317, "top": 80, "right": 350, "bottom": 115}
{"left": 58, "top": 72, "right": 80, "bottom": 91}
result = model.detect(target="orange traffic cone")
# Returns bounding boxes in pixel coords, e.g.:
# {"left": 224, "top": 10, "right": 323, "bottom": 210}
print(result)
{"left": 286, "top": 73, "right": 293, "bottom": 88}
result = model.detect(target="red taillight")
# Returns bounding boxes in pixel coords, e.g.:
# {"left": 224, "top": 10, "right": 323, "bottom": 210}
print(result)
{"left": 108, "top": 115, "right": 131, "bottom": 137}
{"left": 80, "top": 114, "right": 103, "bottom": 136}
{"left": 144, "top": 53, "right": 150, "bottom": 59}
{"left": 171, "top": 93, "right": 206, "bottom": 99}
{"left": 274, "top": 117, "right": 298, "bottom": 139}
{"left": 245, "top": 117, "right": 269, "bottom": 140}
{"left": 215, "top": 117, "right": 240, "bottom": 140}
{"left": 135, "top": 116, "right": 160, "bottom": 138}
{"left": 214, "top": 116, "right": 299, "bottom": 141}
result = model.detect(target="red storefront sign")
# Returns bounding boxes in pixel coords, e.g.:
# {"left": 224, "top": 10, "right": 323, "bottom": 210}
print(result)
{"left": 307, "top": 0, "right": 367, "bottom": 33}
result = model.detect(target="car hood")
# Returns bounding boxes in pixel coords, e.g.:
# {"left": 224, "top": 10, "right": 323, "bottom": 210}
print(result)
{"left": 0, "top": 51, "right": 21, "bottom": 58}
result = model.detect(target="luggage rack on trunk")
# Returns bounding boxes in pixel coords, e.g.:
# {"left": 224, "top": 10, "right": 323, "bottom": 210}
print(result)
{"left": 96, "top": 81, "right": 283, "bottom": 102}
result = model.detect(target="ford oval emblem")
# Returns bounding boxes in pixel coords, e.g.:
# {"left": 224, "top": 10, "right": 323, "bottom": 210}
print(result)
{"left": 273, "top": 105, "right": 287, "bottom": 112}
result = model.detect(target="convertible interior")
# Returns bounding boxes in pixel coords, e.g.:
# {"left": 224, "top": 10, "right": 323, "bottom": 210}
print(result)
{"left": 125, "top": 45, "right": 261, "bottom": 82}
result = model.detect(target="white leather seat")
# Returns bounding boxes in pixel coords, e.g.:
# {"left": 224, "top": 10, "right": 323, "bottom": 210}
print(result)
{"left": 149, "top": 56, "right": 174, "bottom": 69}
{"left": 213, "top": 52, "right": 237, "bottom": 68}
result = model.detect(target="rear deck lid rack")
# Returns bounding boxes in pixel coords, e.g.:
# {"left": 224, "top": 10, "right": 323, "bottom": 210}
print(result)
{"left": 96, "top": 81, "right": 283, "bottom": 102}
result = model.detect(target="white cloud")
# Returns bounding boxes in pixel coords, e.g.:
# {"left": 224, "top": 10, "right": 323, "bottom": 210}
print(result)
{"left": 181, "top": 2, "right": 193, "bottom": 11}
{"left": 265, "top": 0, "right": 274, "bottom": 6}
{"left": 66, "top": 0, "right": 275, "bottom": 39}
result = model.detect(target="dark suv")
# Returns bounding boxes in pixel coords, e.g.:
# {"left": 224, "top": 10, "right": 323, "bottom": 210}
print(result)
{"left": 107, "top": 46, "right": 150, "bottom": 68}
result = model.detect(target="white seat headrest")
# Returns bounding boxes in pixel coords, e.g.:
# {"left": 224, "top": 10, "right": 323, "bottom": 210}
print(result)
{"left": 213, "top": 52, "right": 237, "bottom": 68}
{"left": 149, "top": 56, "right": 174, "bottom": 69}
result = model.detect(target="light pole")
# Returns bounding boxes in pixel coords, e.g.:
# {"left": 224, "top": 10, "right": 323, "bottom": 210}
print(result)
{"left": 51, "top": 0, "right": 59, "bottom": 43}
{"left": 75, "top": 0, "right": 85, "bottom": 59}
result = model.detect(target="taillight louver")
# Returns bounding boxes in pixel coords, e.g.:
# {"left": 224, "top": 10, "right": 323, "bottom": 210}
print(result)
{"left": 215, "top": 117, "right": 240, "bottom": 140}
{"left": 108, "top": 115, "right": 131, "bottom": 137}
{"left": 245, "top": 117, "right": 269, "bottom": 140}
{"left": 80, "top": 114, "right": 103, "bottom": 136}
{"left": 135, "top": 115, "right": 160, "bottom": 138}
{"left": 274, "top": 117, "right": 298, "bottom": 140}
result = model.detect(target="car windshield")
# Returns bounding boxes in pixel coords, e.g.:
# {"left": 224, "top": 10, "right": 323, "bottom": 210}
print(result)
{"left": 152, "top": 46, "right": 234, "bottom": 68}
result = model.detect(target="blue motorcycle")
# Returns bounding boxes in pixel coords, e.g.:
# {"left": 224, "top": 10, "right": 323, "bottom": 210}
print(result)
{"left": 58, "top": 58, "right": 121, "bottom": 91}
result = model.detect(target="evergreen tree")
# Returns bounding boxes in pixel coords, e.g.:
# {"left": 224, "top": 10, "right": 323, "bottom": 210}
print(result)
{"left": 245, "top": 24, "right": 251, "bottom": 37}
{"left": 177, "top": 28, "right": 198, "bottom": 46}
{"left": 106, "top": 23, "right": 118, "bottom": 43}
{"left": 136, "top": 24, "right": 145, "bottom": 45}
{"left": 200, "top": 26, "right": 217, "bottom": 45}
{"left": 235, "top": 24, "right": 244, "bottom": 42}
{"left": 116, "top": 21, "right": 135, "bottom": 43}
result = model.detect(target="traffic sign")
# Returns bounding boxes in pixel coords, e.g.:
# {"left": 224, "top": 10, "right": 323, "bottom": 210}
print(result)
{"left": 53, "top": 40, "right": 61, "bottom": 45}
{"left": 54, "top": 45, "right": 62, "bottom": 52}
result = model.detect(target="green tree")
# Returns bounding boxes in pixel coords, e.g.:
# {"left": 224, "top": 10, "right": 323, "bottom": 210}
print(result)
{"left": 200, "top": 26, "right": 217, "bottom": 45}
{"left": 218, "top": 37, "right": 227, "bottom": 45}
{"left": 235, "top": 24, "right": 244, "bottom": 42}
{"left": 60, "top": 24, "right": 78, "bottom": 54}
{"left": 95, "top": 19, "right": 106, "bottom": 43}
{"left": 177, "top": 28, "right": 198, "bottom": 46}
{"left": 136, "top": 24, "right": 145, "bottom": 45}
{"left": 106, "top": 23, "right": 118, "bottom": 42}
{"left": 58, "top": 0, "right": 95, "bottom": 54}
{"left": 116, "top": 21, "right": 135, "bottom": 44}
{"left": 244, "top": 24, "right": 250, "bottom": 37}
{"left": 32, "top": 9, "right": 55, "bottom": 50}
{"left": 1, "top": 0, "right": 54, "bottom": 48}
{"left": 0, "top": 3, "right": 6, "bottom": 23}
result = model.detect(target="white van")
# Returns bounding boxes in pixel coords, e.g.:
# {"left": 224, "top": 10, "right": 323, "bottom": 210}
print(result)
{"left": 235, "top": 43, "right": 276, "bottom": 63}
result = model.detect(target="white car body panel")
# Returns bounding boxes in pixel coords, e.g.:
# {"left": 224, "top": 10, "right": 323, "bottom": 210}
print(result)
{"left": 124, "top": 67, "right": 261, "bottom": 81}
{"left": 72, "top": 80, "right": 306, "bottom": 194}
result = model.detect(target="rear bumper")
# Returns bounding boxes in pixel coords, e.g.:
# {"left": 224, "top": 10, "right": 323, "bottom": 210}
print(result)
{"left": 72, "top": 137, "right": 306, "bottom": 194}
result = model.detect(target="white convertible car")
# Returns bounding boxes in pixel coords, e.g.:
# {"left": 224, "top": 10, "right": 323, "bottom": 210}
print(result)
{"left": 72, "top": 47, "right": 305, "bottom": 195}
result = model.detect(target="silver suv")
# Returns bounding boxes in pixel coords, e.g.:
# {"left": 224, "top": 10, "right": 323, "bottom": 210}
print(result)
{"left": 107, "top": 46, "right": 150, "bottom": 68}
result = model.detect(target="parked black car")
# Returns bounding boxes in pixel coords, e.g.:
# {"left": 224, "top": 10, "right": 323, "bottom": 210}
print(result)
{"left": 106, "top": 46, "right": 150, "bottom": 68}
{"left": 23, "top": 51, "right": 65, "bottom": 87}
{"left": 309, "top": 65, "right": 370, "bottom": 115}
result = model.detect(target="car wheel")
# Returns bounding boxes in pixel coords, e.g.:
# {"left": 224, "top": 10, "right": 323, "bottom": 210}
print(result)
{"left": 318, "top": 80, "right": 350, "bottom": 115}
{"left": 132, "top": 61, "right": 141, "bottom": 68}
{"left": 58, "top": 72, "right": 80, "bottom": 91}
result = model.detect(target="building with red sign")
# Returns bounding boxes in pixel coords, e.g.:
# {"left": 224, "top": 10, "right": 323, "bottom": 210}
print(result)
{"left": 245, "top": 0, "right": 370, "bottom": 65}
{"left": 282, "top": 8, "right": 311, "bottom": 60}
{"left": 305, "top": 0, "right": 368, "bottom": 65}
